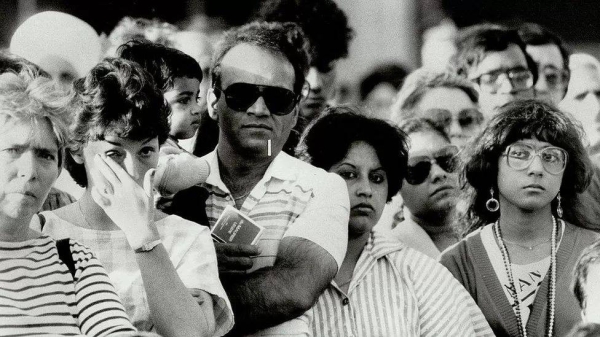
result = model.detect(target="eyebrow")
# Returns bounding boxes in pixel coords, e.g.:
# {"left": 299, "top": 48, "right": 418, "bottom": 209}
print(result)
{"left": 104, "top": 137, "right": 155, "bottom": 146}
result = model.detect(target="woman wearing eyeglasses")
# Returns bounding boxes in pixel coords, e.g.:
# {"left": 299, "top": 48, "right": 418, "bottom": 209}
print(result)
{"left": 440, "top": 99, "right": 600, "bottom": 337}
{"left": 392, "top": 118, "right": 460, "bottom": 258}
{"left": 298, "top": 107, "right": 494, "bottom": 337}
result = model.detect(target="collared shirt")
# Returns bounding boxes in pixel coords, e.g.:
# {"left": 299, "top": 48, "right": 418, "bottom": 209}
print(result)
{"left": 312, "top": 230, "right": 494, "bottom": 337}
{"left": 202, "top": 149, "right": 350, "bottom": 336}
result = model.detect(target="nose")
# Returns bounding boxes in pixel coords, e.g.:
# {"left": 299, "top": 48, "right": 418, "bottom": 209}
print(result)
{"left": 247, "top": 96, "right": 270, "bottom": 116}
{"left": 527, "top": 155, "right": 545, "bottom": 175}
{"left": 355, "top": 176, "right": 373, "bottom": 198}
{"left": 430, "top": 161, "right": 448, "bottom": 183}
{"left": 306, "top": 67, "right": 322, "bottom": 93}
{"left": 496, "top": 74, "right": 514, "bottom": 94}
{"left": 121, "top": 155, "right": 143, "bottom": 181}
{"left": 191, "top": 99, "right": 202, "bottom": 115}
{"left": 448, "top": 119, "right": 462, "bottom": 138}
{"left": 17, "top": 151, "right": 38, "bottom": 181}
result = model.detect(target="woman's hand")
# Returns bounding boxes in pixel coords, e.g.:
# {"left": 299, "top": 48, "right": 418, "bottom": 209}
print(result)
{"left": 90, "top": 154, "right": 159, "bottom": 249}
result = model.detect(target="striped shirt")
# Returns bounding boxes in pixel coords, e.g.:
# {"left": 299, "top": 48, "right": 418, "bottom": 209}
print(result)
{"left": 0, "top": 235, "right": 135, "bottom": 336}
{"left": 39, "top": 212, "right": 234, "bottom": 336}
{"left": 202, "top": 150, "right": 350, "bottom": 336}
{"left": 311, "top": 230, "right": 494, "bottom": 337}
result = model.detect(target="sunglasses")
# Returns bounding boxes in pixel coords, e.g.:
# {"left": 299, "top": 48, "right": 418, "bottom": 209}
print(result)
{"left": 405, "top": 145, "right": 459, "bottom": 185}
{"left": 425, "top": 108, "right": 484, "bottom": 130}
{"left": 215, "top": 82, "right": 300, "bottom": 116}
{"left": 502, "top": 143, "right": 568, "bottom": 175}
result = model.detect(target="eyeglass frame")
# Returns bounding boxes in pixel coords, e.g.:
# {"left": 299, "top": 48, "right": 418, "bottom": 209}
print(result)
{"left": 405, "top": 145, "right": 460, "bottom": 185}
{"left": 469, "top": 66, "right": 535, "bottom": 94}
{"left": 501, "top": 143, "right": 568, "bottom": 175}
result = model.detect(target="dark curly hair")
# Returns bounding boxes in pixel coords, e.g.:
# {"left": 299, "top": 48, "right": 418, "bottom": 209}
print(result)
{"left": 573, "top": 239, "right": 600, "bottom": 310}
{"left": 65, "top": 58, "right": 170, "bottom": 187}
{"left": 256, "top": 0, "right": 353, "bottom": 72}
{"left": 461, "top": 99, "right": 592, "bottom": 234}
{"left": 117, "top": 40, "right": 203, "bottom": 93}
{"left": 451, "top": 24, "right": 538, "bottom": 85}
{"left": 297, "top": 106, "right": 409, "bottom": 202}
{"left": 518, "top": 22, "right": 570, "bottom": 72}
{"left": 211, "top": 21, "right": 310, "bottom": 95}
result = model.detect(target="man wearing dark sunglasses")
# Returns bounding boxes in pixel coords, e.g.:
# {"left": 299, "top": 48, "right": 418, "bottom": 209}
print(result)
{"left": 196, "top": 21, "right": 350, "bottom": 336}
{"left": 452, "top": 24, "right": 537, "bottom": 120}
{"left": 393, "top": 119, "right": 460, "bottom": 258}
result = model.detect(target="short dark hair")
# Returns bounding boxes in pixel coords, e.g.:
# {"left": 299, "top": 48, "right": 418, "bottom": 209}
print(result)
{"left": 359, "top": 63, "right": 409, "bottom": 101}
{"left": 398, "top": 117, "right": 451, "bottom": 143}
{"left": 117, "top": 40, "right": 202, "bottom": 93}
{"left": 211, "top": 21, "right": 310, "bottom": 95}
{"left": 256, "top": 0, "right": 353, "bottom": 72}
{"left": 297, "top": 106, "right": 409, "bottom": 201}
{"left": 518, "top": 22, "right": 570, "bottom": 72}
{"left": 461, "top": 99, "right": 591, "bottom": 233}
{"left": 66, "top": 58, "right": 170, "bottom": 187}
{"left": 451, "top": 24, "right": 538, "bottom": 84}
{"left": 573, "top": 240, "right": 600, "bottom": 310}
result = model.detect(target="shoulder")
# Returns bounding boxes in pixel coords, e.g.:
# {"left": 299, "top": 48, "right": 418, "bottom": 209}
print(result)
{"left": 156, "top": 214, "right": 210, "bottom": 236}
{"left": 439, "top": 229, "right": 484, "bottom": 271}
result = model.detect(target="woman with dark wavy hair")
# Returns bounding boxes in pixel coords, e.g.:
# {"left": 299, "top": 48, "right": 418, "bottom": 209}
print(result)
{"left": 299, "top": 106, "right": 493, "bottom": 337}
{"left": 441, "top": 99, "right": 600, "bottom": 336}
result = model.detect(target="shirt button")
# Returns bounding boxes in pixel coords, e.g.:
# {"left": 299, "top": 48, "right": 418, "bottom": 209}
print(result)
{"left": 342, "top": 298, "right": 349, "bottom": 305}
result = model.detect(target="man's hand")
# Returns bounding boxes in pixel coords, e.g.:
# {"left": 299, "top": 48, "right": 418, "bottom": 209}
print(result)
{"left": 214, "top": 242, "right": 260, "bottom": 273}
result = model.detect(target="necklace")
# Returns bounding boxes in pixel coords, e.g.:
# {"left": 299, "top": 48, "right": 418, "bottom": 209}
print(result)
{"left": 503, "top": 237, "right": 551, "bottom": 250}
{"left": 493, "top": 217, "right": 557, "bottom": 337}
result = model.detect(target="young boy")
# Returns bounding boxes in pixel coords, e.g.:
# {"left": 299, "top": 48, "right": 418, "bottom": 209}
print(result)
{"left": 574, "top": 240, "right": 600, "bottom": 324}
{"left": 117, "top": 40, "right": 210, "bottom": 206}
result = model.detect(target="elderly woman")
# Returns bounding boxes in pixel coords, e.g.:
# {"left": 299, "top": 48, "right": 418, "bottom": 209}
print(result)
{"left": 0, "top": 67, "right": 135, "bottom": 335}
{"left": 38, "top": 58, "right": 233, "bottom": 337}
{"left": 390, "top": 68, "right": 484, "bottom": 148}
{"left": 297, "top": 107, "right": 493, "bottom": 336}
{"left": 441, "top": 99, "right": 600, "bottom": 336}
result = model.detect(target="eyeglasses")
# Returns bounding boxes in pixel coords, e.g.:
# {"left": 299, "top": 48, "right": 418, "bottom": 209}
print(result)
{"left": 425, "top": 108, "right": 484, "bottom": 130}
{"left": 405, "top": 145, "right": 459, "bottom": 185}
{"left": 502, "top": 143, "right": 568, "bottom": 174}
{"left": 470, "top": 67, "right": 534, "bottom": 94}
{"left": 215, "top": 83, "right": 300, "bottom": 116}
{"left": 538, "top": 66, "right": 568, "bottom": 89}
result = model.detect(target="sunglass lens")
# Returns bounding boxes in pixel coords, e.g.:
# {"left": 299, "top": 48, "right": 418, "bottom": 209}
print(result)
{"left": 224, "top": 83, "right": 260, "bottom": 112}
{"left": 406, "top": 161, "right": 431, "bottom": 185}
{"left": 263, "top": 87, "right": 297, "bottom": 115}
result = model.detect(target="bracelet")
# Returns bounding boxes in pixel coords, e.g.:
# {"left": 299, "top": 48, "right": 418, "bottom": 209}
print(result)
{"left": 134, "top": 239, "right": 162, "bottom": 253}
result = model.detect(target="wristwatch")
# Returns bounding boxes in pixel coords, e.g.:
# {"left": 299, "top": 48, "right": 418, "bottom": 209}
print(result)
{"left": 134, "top": 239, "right": 162, "bottom": 253}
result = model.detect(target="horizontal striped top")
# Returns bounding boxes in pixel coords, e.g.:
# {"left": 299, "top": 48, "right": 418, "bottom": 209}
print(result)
{"left": 312, "top": 230, "right": 494, "bottom": 337}
{"left": 0, "top": 234, "right": 135, "bottom": 336}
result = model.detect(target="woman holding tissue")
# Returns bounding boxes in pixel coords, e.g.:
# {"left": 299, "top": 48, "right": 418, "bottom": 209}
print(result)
{"left": 38, "top": 58, "right": 233, "bottom": 337}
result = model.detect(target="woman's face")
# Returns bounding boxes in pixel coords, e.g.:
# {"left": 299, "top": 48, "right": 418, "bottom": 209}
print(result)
{"left": 497, "top": 138, "right": 565, "bottom": 213}
{"left": 74, "top": 134, "right": 159, "bottom": 190}
{"left": 329, "top": 141, "right": 388, "bottom": 237}
{"left": 400, "top": 130, "right": 459, "bottom": 219}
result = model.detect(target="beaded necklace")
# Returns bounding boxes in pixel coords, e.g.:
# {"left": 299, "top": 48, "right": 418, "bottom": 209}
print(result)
{"left": 493, "top": 217, "right": 557, "bottom": 337}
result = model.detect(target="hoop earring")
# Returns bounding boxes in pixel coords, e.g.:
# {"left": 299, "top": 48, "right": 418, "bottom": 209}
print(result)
{"left": 486, "top": 188, "right": 500, "bottom": 212}
{"left": 556, "top": 192, "right": 563, "bottom": 218}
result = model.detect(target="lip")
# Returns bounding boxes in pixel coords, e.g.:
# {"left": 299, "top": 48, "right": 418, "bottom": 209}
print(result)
{"left": 10, "top": 190, "right": 37, "bottom": 199}
{"left": 242, "top": 124, "right": 272, "bottom": 130}
{"left": 351, "top": 202, "right": 375, "bottom": 214}
{"left": 430, "top": 185, "right": 455, "bottom": 196}
{"left": 524, "top": 184, "right": 545, "bottom": 191}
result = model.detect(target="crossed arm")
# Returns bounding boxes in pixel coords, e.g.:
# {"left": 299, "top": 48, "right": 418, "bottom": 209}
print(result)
{"left": 220, "top": 236, "right": 338, "bottom": 335}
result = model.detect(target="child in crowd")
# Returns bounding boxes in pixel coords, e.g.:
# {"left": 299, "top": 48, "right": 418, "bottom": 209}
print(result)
{"left": 117, "top": 40, "right": 210, "bottom": 208}
{"left": 573, "top": 240, "right": 600, "bottom": 324}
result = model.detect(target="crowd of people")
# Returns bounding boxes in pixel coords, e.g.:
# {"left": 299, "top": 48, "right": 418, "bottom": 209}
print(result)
{"left": 2, "top": 0, "right": 600, "bottom": 336}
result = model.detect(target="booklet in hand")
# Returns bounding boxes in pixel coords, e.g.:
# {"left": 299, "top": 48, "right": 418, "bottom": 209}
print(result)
{"left": 211, "top": 205, "right": 264, "bottom": 245}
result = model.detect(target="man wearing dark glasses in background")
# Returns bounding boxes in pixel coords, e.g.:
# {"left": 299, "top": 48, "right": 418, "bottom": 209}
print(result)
{"left": 392, "top": 118, "right": 460, "bottom": 258}
{"left": 193, "top": 21, "right": 350, "bottom": 336}
{"left": 452, "top": 24, "right": 538, "bottom": 120}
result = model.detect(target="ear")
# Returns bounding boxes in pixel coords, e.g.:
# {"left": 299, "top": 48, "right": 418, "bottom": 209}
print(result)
{"left": 70, "top": 149, "right": 85, "bottom": 165}
{"left": 207, "top": 87, "right": 219, "bottom": 121}
{"left": 290, "top": 105, "right": 299, "bottom": 128}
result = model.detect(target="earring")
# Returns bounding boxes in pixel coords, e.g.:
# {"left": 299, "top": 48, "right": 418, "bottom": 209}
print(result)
{"left": 486, "top": 188, "right": 500, "bottom": 212}
{"left": 556, "top": 192, "right": 563, "bottom": 218}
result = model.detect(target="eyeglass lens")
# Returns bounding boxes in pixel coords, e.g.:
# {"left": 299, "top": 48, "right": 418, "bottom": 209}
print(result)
{"left": 220, "top": 83, "right": 298, "bottom": 116}
{"left": 505, "top": 144, "right": 568, "bottom": 174}
{"left": 406, "top": 146, "right": 459, "bottom": 185}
